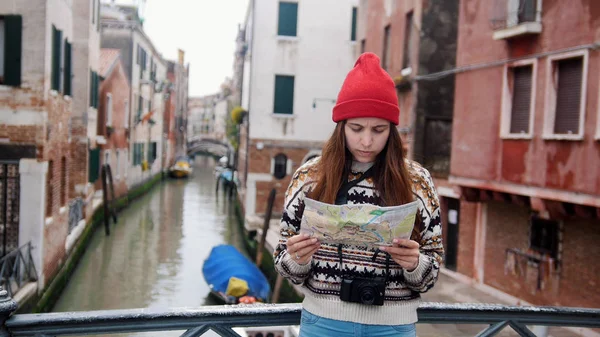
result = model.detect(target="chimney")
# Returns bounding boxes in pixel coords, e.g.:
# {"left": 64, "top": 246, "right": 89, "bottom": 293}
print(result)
{"left": 178, "top": 49, "right": 185, "bottom": 65}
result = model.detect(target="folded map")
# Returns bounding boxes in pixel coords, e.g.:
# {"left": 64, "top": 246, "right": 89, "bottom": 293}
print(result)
{"left": 300, "top": 198, "right": 418, "bottom": 247}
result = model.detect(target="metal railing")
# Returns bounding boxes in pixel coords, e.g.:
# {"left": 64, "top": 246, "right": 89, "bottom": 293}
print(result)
{"left": 0, "top": 293, "right": 598, "bottom": 337}
{"left": 0, "top": 243, "right": 37, "bottom": 298}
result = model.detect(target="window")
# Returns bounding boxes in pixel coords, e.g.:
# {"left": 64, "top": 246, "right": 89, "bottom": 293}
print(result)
{"left": 90, "top": 70, "right": 99, "bottom": 108}
{"left": 544, "top": 51, "right": 588, "bottom": 139}
{"left": 148, "top": 142, "right": 157, "bottom": 163}
{"left": 137, "top": 95, "right": 143, "bottom": 122}
{"left": 63, "top": 40, "right": 72, "bottom": 96}
{"left": 360, "top": 39, "right": 366, "bottom": 54}
{"left": 272, "top": 154, "right": 288, "bottom": 179}
{"left": 529, "top": 216, "right": 559, "bottom": 259}
{"left": 61, "top": 157, "right": 67, "bottom": 206}
{"left": 51, "top": 25, "right": 62, "bottom": 91}
{"left": 350, "top": 7, "right": 357, "bottom": 41}
{"left": 277, "top": 2, "right": 298, "bottom": 37}
{"left": 88, "top": 148, "right": 100, "bottom": 182}
{"left": 106, "top": 93, "right": 113, "bottom": 126}
{"left": 124, "top": 99, "right": 129, "bottom": 129}
{"left": 92, "top": 0, "right": 95, "bottom": 24}
{"left": 115, "top": 150, "right": 120, "bottom": 179}
{"left": 501, "top": 60, "right": 536, "bottom": 138}
{"left": 0, "top": 15, "right": 22, "bottom": 86}
{"left": 491, "top": 0, "right": 542, "bottom": 40}
{"left": 138, "top": 46, "right": 147, "bottom": 79}
{"left": 104, "top": 150, "right": 110, "bottom": 167}
{"left": 273, "top": 75, "right": 294, "bottom": 115}
{"left": 402, "top": 11, "right": 413, "bottom": 70}
{"left": 382, "top": 25, "right": 391, "bottom": 71}
{"left": 46, "top": 160, "right": 54, "bottom": 217}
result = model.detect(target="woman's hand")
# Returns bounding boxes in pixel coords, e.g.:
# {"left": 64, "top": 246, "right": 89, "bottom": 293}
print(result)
{"left": 380, "top": 239, "right": 420, "bottom": 271}
{"left": 286, "top": 234, "right": 320, "bottom": 265}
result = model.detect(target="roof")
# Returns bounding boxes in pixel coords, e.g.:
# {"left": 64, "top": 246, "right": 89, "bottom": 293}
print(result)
{"left": 99, "top": 49, "right": 121, "bottom": 78}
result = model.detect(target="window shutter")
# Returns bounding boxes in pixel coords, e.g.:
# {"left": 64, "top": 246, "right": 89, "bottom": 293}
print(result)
{"left": 277, "top": 2, "right": 298, "bottom": 37}
{"left": 51, "top": 26, "right": 62, "bottom": 91}
{"left": 94, "top": 72, "right": 100, "bottom": 108}
{"left": 509, "top": 65, "right": 532, "bottom": 134}
{"left": 88, "top": 148, "right": 100, "bottom": 182}
{"left": 63, "top": 40, "right": 72, "bottom": 96}
{"left": 4, "top": 15, "right": 22, "bottom": 87}
{"left": 554, "top": 57, "right": 583, "bottom": 134}
{"left": 274, "top": 75, "right": 294, "bottom": 114}
{"left": 351, "top": 7, "right": 357, "bottom": 41}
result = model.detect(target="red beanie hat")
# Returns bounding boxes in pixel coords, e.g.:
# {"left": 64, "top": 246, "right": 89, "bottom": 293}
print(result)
{"left": 332, "top": 52, "right": 399, "bottom": 125}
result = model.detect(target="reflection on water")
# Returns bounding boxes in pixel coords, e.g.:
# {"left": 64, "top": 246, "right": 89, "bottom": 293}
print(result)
{"left": 53, "top": 156, "right": 245, "bottom": 336}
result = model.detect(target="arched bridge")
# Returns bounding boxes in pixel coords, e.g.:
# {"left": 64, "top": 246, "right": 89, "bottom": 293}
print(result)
{"left": 187, "top": 137, "right": 231, "bottom": 158}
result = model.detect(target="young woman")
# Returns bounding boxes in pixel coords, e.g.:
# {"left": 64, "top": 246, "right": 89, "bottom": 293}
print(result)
{"left": 273, "top": 53, "right": 444, "bottom": 337}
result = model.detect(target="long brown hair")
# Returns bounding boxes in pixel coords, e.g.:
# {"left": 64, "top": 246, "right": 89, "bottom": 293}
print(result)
{"left": 309, "top": 121, "right": 422, "bottom": 240}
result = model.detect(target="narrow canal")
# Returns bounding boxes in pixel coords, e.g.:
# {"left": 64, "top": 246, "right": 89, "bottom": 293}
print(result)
{"left": 53, "top": 156, "right": 247, "bottom": 335}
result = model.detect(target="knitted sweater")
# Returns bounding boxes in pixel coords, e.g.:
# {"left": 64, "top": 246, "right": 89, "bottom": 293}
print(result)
{"left": 273, "top": 157, "right": 444, "bottom": 325}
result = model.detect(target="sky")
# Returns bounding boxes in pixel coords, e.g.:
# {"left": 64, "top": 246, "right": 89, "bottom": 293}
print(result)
{"left": 115, "top": 0, "right": 249, "bottom": 97}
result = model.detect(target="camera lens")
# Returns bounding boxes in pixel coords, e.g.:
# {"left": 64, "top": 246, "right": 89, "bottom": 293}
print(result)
{"left": 360, "top": 287, "right": 375, "bottom": 305}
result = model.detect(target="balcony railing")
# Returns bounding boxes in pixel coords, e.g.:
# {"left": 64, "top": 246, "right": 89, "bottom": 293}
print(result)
{"left": 1, "top": 290, "right": 599, "bottom": 337}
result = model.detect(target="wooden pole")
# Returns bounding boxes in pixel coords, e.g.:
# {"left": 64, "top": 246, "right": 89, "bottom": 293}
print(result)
{"left": 256, "top": 188, "right": 276, "bottom": 267}
{"left": 271, "top": 274, "right": 284, "bottom": 303}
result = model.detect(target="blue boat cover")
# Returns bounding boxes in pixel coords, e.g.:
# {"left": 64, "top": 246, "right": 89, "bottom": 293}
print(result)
{"left": 202, "top": 245, "right": 271, "bottom": 301}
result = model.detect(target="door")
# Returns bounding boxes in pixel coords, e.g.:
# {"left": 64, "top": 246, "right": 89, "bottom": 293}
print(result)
{"left": 0, "top": 162, "right": 20, "bottom": 257}
{"left": 445, "top": 198, "right": 460, "bottom": 271}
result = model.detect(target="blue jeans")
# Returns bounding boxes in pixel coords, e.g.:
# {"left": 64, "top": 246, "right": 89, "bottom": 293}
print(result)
{"left": 299, "top": 309, "right": 417, "bottom": 337}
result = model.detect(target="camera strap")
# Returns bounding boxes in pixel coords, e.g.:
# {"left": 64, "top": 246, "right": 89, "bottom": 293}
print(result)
{"left": 335, "top": 167, "right": 374, "bottom": 205}
{"left": 337, "top": 245, "right": 391, "bottom": 284}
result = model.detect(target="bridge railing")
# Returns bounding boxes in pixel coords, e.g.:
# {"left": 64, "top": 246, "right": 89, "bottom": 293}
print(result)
{"left": 1, "top": 290, "right": 599, "bottom": 337}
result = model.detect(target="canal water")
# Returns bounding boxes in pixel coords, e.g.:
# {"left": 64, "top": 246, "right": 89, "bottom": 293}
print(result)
{"left": 53, "top": 156, "right": 246, "bottom": 336}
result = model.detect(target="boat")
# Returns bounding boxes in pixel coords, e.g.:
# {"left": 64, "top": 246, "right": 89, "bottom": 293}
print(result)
{"left": 169, "top": 156, "right": 193, "bottom": 178}
{"left": 202, "top": 244, "right": 271, "bottom": 304}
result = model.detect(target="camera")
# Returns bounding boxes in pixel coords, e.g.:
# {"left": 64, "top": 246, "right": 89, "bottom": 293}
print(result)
{"left": 339, "top": 277, "right": 386, "bottom": 306}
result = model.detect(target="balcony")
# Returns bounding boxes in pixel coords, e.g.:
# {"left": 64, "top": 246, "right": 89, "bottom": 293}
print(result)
{"left": 490, "top": 0, "right": 542, "bottom": 40}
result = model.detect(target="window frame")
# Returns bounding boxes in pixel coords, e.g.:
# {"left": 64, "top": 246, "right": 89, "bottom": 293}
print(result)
{"left": 500, "top": 58, "right": 537, "bottom": 139}
{"left": 543, "top": 49, "right": 588, "bottom": 140}
{"left": 350, "top": 7, "right": 357, "bottom": 42}
{"left": 382, "top": 25, "right": 391, "bottom": 72}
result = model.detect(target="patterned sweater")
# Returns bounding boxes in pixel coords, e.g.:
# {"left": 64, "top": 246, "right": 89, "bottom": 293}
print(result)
{"left": 273, "top": 158, "right": 444, "bottom": 325}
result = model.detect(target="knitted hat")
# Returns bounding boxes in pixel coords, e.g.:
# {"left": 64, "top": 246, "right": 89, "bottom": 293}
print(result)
{"left": 332, "top": 52, "right": 399, "bottom": 125}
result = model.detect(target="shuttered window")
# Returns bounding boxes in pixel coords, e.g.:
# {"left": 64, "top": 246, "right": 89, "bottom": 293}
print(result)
{"left": 51, "top": 25, "right": 62, "bottom": 91}
{"left": 88, "top": 148, "right": 100, "bottom": 182}
{"left": 350, "top": 7, "right": 357, "bottom": 41}
{"left": 403, "top": 11, "right": 413, "bottom": 69}
{"left": 509, "top": 65, "right": 533, "bottom": 134}
{"left": 274, "top": 75, "right": 294, "bottom": 115}
{"left": 89, "top": 71, "right": 99, "bottom": 108}
{"left": 554, "top": 57, "right": 583, "bottom": 134}
{"left": 1, "top": 16, "right": 23, "bottom": 87}
{"left": 63, "top": 40, "right": 72, "bottom": 96}
{"left": 277, "top": 2, "right": 298, "bottom": 37}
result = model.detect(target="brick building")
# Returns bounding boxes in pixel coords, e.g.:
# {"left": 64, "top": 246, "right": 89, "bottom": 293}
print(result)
{"left": 448, "top": 0, "right": 600, "bottom": 309}
{"left": 96, "top": 49, "right": 130, "bottom": 198}
{"left": 0, "top": 0, "right": 97, "bottom": 291}
{"left": 100, "top": 3, "right": 167, "bottom": 187}
{"left": 238, "top": 0, "right": 359, "bottom": 228}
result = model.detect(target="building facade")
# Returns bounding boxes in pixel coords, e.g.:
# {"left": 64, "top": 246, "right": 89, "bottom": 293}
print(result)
{"left": 0, "top": 0, "right": 85, "bottom": 291}
{"left": 100, "top": 3, "right": 167, "bottom": 187}
{"left": 449, "top": 0, "right": 600, "bottom": 309}
{"left": 96, "top": 49, "right": 130, "bottom": 198}
{"left": 239, "top": 0, "right": 359, "bottom": 227}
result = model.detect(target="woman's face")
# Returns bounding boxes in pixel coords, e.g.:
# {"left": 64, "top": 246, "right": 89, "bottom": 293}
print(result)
{"left": 344, "top": 117, "right": 390, "bottom": 163}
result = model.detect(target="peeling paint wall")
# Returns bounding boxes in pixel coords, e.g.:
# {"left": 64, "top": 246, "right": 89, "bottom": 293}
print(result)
{"left": 452, "top": 0, "right": 600, "bottom": 197}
